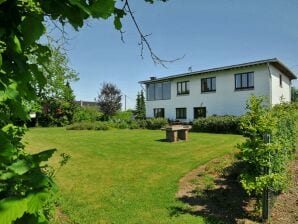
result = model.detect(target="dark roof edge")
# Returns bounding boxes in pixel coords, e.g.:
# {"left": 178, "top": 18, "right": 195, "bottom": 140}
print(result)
{"left": 139, "top": 58, "right": 297, "bottom": 84}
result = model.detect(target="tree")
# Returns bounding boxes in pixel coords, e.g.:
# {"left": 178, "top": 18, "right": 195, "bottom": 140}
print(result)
{"left": 0, "top": 0, "right": 169, "bottom": 222}
{"left": 97, "top": 82, "right": 122, "bottom": 120}
{"left": 291, "top": 86, "right": 298, "bottom": 102}
{"left": 136, "top": 90, "right": 146, "bottom": 119}
{"left": 36, "top": 46, "right": 79, "bottom": 126}
{"left": 36, "top": 46, "right": 79, "bottom": 100}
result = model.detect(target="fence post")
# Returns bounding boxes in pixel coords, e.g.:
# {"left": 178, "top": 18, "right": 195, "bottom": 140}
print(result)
{"left": 262, "top": 133, "right": 271, "bottom": 223}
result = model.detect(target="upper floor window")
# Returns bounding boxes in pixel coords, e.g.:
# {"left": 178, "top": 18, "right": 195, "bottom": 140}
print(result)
{"left": 146, "top": 81, "right": 171, "bottom": 101}
{"left": 201, "top": 77, "right": 216, "bottom": 92}
{"left": 177, "top": 81, "right": 189, "bottom": 95}
{"left": 279, "top": 75, "right": 283, "bottom": 87}
{"left": 235, "top": 72, "right": 254, "bottom": 90}
{"left": 153, "top": 108, "right": 165, "bottom": 118}
{"left": 176, "top": 108, "right": 187, "bottom": 119}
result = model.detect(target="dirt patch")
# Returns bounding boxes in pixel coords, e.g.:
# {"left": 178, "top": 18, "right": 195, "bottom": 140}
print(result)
{"left": 270, "top": 153, "right": 298, "bottom": 224}
{"left": 53, "top": 207, "right": 73, "bottom": 224}
{"left": 175, "top": 152, "right": 298, "bottom": 224}
{"left": 175, "top": 154, "right": 260, "bottom": 224}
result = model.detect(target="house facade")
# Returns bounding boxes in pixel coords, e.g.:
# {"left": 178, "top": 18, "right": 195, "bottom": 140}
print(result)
{"left": 139, "top": 58, "right": 296, "bottom": 121}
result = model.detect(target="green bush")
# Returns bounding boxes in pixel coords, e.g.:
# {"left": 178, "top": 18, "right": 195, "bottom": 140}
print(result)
{"left": 66, "top": 118, "right": 168, "bottom": 130}
{"left": 66, "top": 121, "right": 109, "bottom": 131}
{"left": 192, "top": 115, "right": 241, "bottom": 134}
{"left": 111, "top": 110, "right": 133, "bottom": 122}
{"left": 145, "top": 118, "right": 168, "bottom": 130}
{"left": 237, "top": 96, "right": 296, "bottom": 200}
{"left": 73, "top": 106, "right": 102, "bottom": 123}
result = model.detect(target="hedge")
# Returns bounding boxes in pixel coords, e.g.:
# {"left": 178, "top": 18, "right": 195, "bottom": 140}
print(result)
{"left": 192, "top": 115, "right": 241, "bottom": 134}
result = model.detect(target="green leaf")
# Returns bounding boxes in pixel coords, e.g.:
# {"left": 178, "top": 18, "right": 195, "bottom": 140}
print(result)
{"left": 11, "top": 35, "right": 22, "bottom": 53}
{"left": 0, "top": 0, "right": 7, "bottom": 5}
{"left": 21, "top": 15, "right": 45, "bottom": 47}
{"left": 114, "top": 16, "right": 122, "bottom": 30}
{"left": 0, "top": 53, "right": 2, "bottom": 68}
{"left": 69, "top": 0, "right": 92, "bottom": 15}
{"left": 91, "top": 0, "right": 115, "bottom": 19}
{"left": 0, "top": 192, "right": 50, "bottom": 224}
{"left": 0, "top": 82, "right": 18, "bottom": 101}
{"left": 8, "top": 160, "right": 31, "bottom": 175}
{"left": 0, "top": 197, "right": 28, "bottom": 224}
{"left": 26, "top": 192, "right": 49, "bottom": 214}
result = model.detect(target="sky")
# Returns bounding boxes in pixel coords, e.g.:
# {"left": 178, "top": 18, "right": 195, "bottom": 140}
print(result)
{"left": 56, "top": 0, "right": 298, "bottom": 109}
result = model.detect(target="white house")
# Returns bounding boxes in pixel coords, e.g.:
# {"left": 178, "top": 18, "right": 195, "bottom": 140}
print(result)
{"left": 139, "top": 58, "right": 296, "bottom": 121}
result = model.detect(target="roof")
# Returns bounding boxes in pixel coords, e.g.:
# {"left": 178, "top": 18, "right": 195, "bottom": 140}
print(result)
{"left": 139, "top": 58, "right": 297, "bottom": 84}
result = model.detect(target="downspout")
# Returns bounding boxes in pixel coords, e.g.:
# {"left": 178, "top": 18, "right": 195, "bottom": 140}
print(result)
{"left": 266, "top": 63, "right": 272, "bottom": 107}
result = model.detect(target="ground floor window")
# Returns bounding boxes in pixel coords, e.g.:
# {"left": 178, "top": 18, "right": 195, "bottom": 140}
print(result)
{"left": 176, "top": 108, "right": 187, "bottom": 119}
{"left": 153, "top": 108, "right": 165, "bottom": 118}
{"left": 194, "top": 107, "right": 206, "bottom": 119}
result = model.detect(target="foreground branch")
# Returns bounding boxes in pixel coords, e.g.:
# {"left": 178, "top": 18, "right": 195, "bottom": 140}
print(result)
{"left": 123, "top": 0, "right": 184, "bottom": 68}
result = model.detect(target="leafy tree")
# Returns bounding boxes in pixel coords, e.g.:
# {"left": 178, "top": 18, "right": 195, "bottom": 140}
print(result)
{"left": 291, "top": 86, "right": 298, "bottom": 102}
{"left": 36, "top": 46, "right": 79, "bottom": 100}
{"left": 97, "top": 82, "right": 122, "bottom": 120}
{"left": 136, "top": 90, "right": 146, "bottom": 119}
{"left": 0, "top": 0, "right": 169, "bottom": 222}
{"left": 39, "top": 82, "right": 76, "bottom": 126}
{"left": 37, "top": 46, "right": 79, "bottom": 126}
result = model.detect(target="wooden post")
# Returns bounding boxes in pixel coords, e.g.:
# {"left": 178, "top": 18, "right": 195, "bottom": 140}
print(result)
{"left": 262, "top": 133, "right": 271, "bottom": 223}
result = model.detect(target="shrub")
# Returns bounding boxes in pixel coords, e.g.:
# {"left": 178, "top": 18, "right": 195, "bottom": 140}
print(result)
{"left": 192, "top": 115, "right": 241, "bottom": 134}
{"left": 73, "top": 106, "right": 103, "bottom": 122}
{"left": 145, "top": 118, "right": 168, "bottom": 130}
{"left": 129, "top": 120, "right": 141, "bottom": 129}
{"left": 237, "top": 96, "right": 296, "bottom": 200}
{"left": 111, "top": 110, "right": 134, "bottom": 122}
{"left": 66, "top": 121, "right": 109, "bottom": 131}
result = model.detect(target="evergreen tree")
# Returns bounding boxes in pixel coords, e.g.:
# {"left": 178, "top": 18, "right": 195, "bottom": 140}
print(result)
{"left": 135, "top": 90, "right": 146, "bottom": 119}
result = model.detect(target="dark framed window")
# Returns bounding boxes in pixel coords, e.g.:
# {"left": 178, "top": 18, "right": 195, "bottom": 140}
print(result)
{"left": 279, "top": 75, "right": 282, "bottom": 87}
{"left": 235, "top": 72, "right": 254, "bottom": 90}
{"left": 153, "top": 108, "right": 165, "bottom": 118}
{"left": 146, "top": 81, "right": 171, "bottom": 101}
{"left": 176, "top": 108, "right": 187, "bottom": 119}
{"left": 177, "top": 81, "right": 189, "bottom": 95}
{"left": 194, "top": 107, "right": 206, "bottom": 119}
{"left": 201, "top": 77, "right": 216, "bottom": 92}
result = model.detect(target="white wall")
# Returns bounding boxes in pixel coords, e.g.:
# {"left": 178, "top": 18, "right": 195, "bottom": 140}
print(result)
{"left": 269, "top": 65, "right": 291, "bottom": 104}
{"left": 145, "top": 64, "right": 277, "bottom": 121}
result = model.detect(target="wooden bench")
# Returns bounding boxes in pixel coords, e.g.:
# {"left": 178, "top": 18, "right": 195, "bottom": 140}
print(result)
{"left": 164, "top": 125, "right": 192, "bottom": 142}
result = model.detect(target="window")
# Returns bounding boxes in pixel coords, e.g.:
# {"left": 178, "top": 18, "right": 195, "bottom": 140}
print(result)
{"left": 153, "top": 108, "right": 165, "bottom": 118}
{"left": 176, "top": 108, "right": 187, "bottom": 119}
{"left": 194, "top": 107, "right": 206, "bottom": 119}
{"left": 146, "top": 81, "right": 171, "bottom": 101}
{"left": 201, "top": 77, "right": 216, "bottom": 92}
{"left": 235, "top": 72, "right": 254, "bottom": 89}
{"left": 177, "top": 81, "right": 189, "bottom": 95}
{"left": 279, "top": 75, "right": 283, "bottom": 87}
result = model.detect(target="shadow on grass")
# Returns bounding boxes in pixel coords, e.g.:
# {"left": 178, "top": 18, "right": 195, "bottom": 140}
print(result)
{"left": 155, "top": 138, "right": 169, "bottom": 142}
{"left": 169, "top": 163, "right": 259, "bottom": 224}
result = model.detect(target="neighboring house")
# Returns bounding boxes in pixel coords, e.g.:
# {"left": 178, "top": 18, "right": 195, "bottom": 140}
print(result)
{"left": 139, "top": 58, "right": 296, "bottom": 121}
{"left": 75, "top": 100, "right": 98, "bottom": 107}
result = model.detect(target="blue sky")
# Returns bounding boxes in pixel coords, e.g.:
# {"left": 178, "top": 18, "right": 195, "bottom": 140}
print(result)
{"left": 59, "top": 0, "right": 298, "bottom": 109}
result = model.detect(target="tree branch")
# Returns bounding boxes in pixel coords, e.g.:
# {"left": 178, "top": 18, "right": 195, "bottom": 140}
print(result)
{"left": 123, "top": 0, "right": 184, "bottom": 68}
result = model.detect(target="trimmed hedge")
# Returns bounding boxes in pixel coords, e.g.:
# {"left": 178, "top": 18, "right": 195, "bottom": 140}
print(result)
{"left": 192, "top": 115, "right": 241, "bottom": 134}
{"left": 66, "top": 121, "right": 109, "bottom": 130}
{"left": 145, "top": 118, "right": 168, "bottom": 130}
{"left": 66, "top": 118, "right": 168, "bottom": 131}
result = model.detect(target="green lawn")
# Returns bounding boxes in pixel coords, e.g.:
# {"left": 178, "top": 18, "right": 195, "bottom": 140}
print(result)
{"left": 24, "top": 128, "right": 243, "bottom": 224}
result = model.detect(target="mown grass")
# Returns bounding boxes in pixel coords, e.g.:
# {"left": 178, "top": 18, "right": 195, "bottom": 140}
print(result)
{"left": 24, "top": 128, "right": 243, "bottom": 224}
